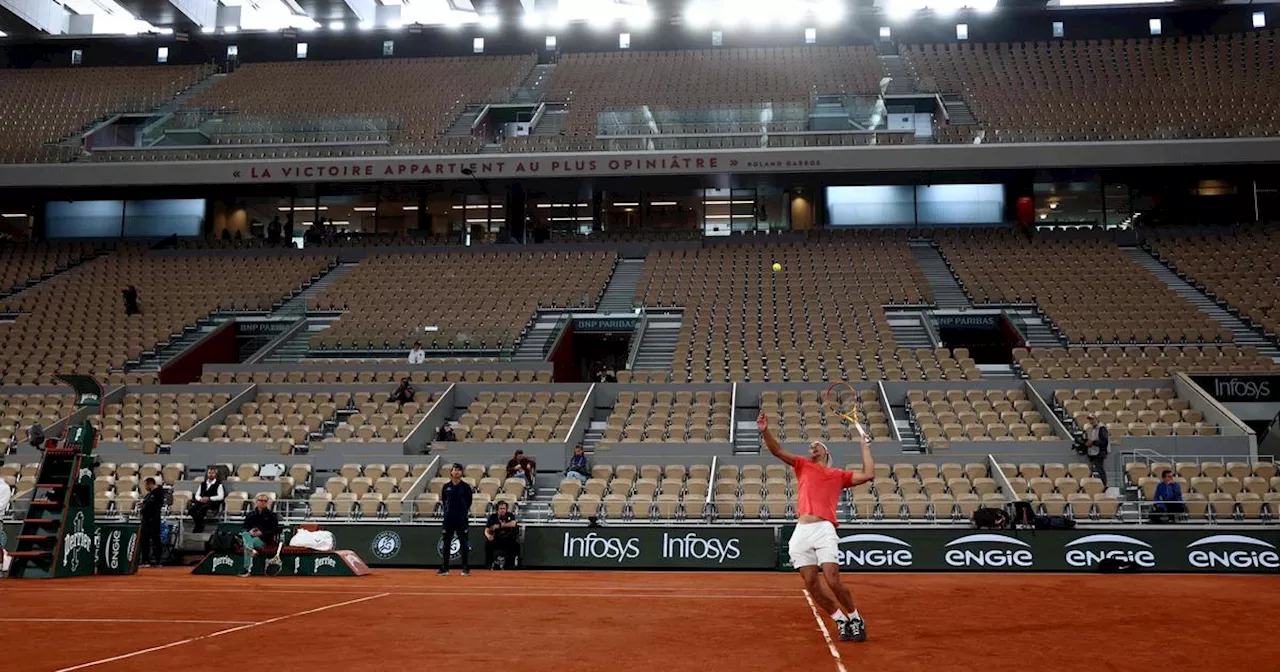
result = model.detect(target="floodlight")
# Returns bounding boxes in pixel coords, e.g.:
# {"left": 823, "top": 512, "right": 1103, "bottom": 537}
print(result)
{"left": 223, "top": 25, "right": 238, "bottom": 33}
{"left": 479, "top": 13, "right": 500, "bottom": 30}
{"left": 629, "top": 5, "right": 655, "bottom": 29}
{"left": 685, "top": 3, "right": 712, "bottom": 28}
{"left": 587, "top": 10, "right": 615, "bottom": 30}
{"left": 358, "top": 20, "right": 374, "bottom": 30}
{"left": 201, "top": 25, "right": 215, "bottom": 33}
{"left": 329, "top": 21, "right": 344, "bottom": 31}
{"left": 521, "top": 12, "right": 542, "bottom": 30}
{"left": 158, "top": 27, "right": 174, "bottom": 35}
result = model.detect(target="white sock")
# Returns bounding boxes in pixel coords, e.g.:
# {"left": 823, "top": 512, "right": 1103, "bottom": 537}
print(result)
{"left": 850, "top": 609, "right": 862, "bottom": 621}
{"left": 830, "top": 610, "right": 847, "bottom": 623}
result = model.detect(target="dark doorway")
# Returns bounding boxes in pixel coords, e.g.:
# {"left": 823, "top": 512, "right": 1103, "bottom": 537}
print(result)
{"left": 575, "top": 331, "right": 632, "bottom": 382}
{"left": 934, "top": 313, "right": 1024, "bottom": 365}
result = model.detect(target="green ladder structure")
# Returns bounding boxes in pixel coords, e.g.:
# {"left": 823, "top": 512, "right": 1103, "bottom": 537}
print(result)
{"left": 8, "top": 375, "right": 104, "bottom": 579}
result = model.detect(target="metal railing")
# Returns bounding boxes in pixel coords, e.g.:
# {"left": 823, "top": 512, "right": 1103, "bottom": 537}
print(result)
{"left": 625, "top": 308, "right": 648, "bottom": 370}
{"left": 540, "top": 313, "right": 572, "bottom": 360}
{"left": 142, "top": 110, "right": 401, "bottom": 147}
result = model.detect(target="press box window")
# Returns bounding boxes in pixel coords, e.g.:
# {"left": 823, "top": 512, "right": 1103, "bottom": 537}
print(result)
{"left": 157, "top": 46, "right": 169, "bottom": 63}
{"left": 296, "top": 42, "right": 308, "bottom": 59}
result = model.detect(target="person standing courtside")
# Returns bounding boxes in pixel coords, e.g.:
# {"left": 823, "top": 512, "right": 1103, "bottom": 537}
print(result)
{"left": 138, "top": 477, "right": 166, "bottom": 567}
{"left": 438, "top": 463, "right": 472, "bottom": 576}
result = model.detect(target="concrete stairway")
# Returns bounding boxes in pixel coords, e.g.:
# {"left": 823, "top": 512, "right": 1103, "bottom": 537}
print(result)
{"left": 886, "top": 311, "right": 935, "bottom": 349}
{"left": 1006, "top": 308, "right": 1069, "bottom": 347}
{"left": 445, "top": 105, "right": 487, "bottom": 137}
{"left": 1124, "top": 247, "right": 1280, "bottom": 360}
{"left": 274, "top": 262, "right": 358, "bottom": 316}
{"left": 910, "top": 242, "right": 971, "bottom": 309}
{"left": 512, "top": 311, "right": 568, "bottom": 361}
{"left": 632, "top": 311, "right": 682, "bottom": 370}
{"left": 941, "top": 94, "right": 978, "bottom": 125}
{"left": 598, "top": 259, "right": 643, "bottom": 313}
{"left": 532, "top": 104, "right": 569, "bottom": 135}
{"left": 879, "top": 55, "right": 917, "bottom": 95}
{"left": 512, "top": 63, "right": 556, "bottom": 104}
{"left": 262, "top": 316, "right": 343, "bottom": 363}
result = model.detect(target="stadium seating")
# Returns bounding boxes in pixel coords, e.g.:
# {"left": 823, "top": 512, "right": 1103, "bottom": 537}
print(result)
{"left": 756, "top": 389, "right": 892, "bottom": 443}
{"left": 199, "top": 368, "right": 552, "bottom": 384}
{"left": 0, "top": 242, "right": 103, "bottom": 297}
{"left": 545, "top": 461, "right": 1054, "bottom": 522}
{"left": 935, "top": 229, "right": 1231, "bottom": 344}
{"left": 601, "top": 391, "right": 733, "bottom": 443}
{"left": 0, "top": 64, "right": 214, "bottom": 163}
{"left": 0, "top": 393, "right": 77, "bottom": 450}
{"left": 183, "top": 56, "right": 534, "bottom": 156}
{"left": 453, "top": 390, "right": 585, "bottom": 442}
{"left": 637, "top": 231, "right": 980, "bottom": 382}
{"left": 310, "top": 250, "right": 615, "bottom": 352}
{"left": 1013, "top": 345, "right": 1279, "bottom": 379}
{"left": 906, "top": 32, "right": 1280, "bottom": 142}
{"left": 94, "top": 391, "right": 232, "bottom": 454}
{"left": 905, "top": 388, "right": 1054, "bottom": 448}
{"left": 533, "top": 46, "right": 885, "bottom": 152}
{"left": 1146, "top": 226, "right": 1280, "bottom": 338}
{"left": 1051, "top": 386, "right": 1217, "bottom": 436}
{"left": 1126, "top": 459, "right": 1280, "bottom": 520}
{"left": 0, "top": 249, "right": 335, "bottom": 382}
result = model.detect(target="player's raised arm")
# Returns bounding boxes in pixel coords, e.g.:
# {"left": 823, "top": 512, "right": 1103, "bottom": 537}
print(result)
{"left": 758, "top": 412, "right": 799, "bottom": 466}
{"left": 846, "top": 433, "right": 876, "bottom": 487}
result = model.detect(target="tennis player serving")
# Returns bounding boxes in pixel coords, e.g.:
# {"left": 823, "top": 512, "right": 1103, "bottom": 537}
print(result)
{"left": 758, "top": 411, "right": 874, "bottom": 643}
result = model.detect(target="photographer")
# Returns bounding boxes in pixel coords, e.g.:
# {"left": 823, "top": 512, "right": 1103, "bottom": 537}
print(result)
{"left": 484, "top": 500, "right": 520, "bottom": 570}
{"left": 238, "top": 494, "right": 279, "bottom": 578}
{"left": 1083, "top": 413, "right": 1110, "bottom": 488}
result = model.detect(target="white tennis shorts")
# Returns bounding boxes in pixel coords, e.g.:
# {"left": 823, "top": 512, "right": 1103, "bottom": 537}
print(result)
{"left": 788, "top": 520, "right": 840, "bottom": 569}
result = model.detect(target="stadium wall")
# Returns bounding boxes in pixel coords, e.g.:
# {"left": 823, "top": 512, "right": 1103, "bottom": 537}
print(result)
{"left": 181, "top": 522, "right": 1280, "bottom": 574}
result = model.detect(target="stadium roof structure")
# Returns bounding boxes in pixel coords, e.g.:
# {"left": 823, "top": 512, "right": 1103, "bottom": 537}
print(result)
{"left": 0, "top": 0, "right": 1272, "bottom": 40}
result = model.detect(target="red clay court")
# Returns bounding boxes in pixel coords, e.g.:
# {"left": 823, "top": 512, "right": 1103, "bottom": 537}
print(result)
{"left": 2, "top": 570, "right": 1276, "bottom": 672}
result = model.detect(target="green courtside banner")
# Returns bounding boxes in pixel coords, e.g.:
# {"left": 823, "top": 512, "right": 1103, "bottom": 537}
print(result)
{"left": 54, "top": 507, "right": 96, "bottom": 577}
{"left": 776, "top": 526, "right": 1280, "bottom": 574}
{"left": 299, "top": 524, "right": 776, "bottom": 569}
{"left": 95, "top": 522, "right": 140, "bottom": 575}
{"left": 520, "top": 526, "right": 777, "bottom": 569}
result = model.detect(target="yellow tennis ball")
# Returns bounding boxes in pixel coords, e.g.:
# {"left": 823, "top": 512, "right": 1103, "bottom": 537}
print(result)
{"left": 771, "top": 262, "right": 782, "bottom": 272}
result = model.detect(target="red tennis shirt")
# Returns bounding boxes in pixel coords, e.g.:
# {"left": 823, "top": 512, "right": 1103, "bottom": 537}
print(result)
{"left": 794, "top": 458, "right": 858, "bottom": 527}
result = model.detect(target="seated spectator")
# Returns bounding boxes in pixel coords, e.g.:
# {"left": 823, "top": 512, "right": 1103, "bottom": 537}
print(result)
{"left": 188, "top": 467, "right": 226, "bottom": 534}
{"left": 26, "top": 423, "right": 44, "bottom": 451}
{"left": 506, "top": 449, "right": 536, "bottom": 490}
{"left": 565, "top": 445, "right": 590, "bottom": 483}
{"left": 408, "top": 341, "right": 426, "bottom": 364}
{"left": 390, "top": 378, "right": 416, "bottom": 409}
{"left": 436, "top": 424, "right": 457, "bottom": 442}
{"left": 239, "top": 493, "right": 280, "bottom": 578}
{"left": 484, "top": 500, "right": 520, "bottom": 570}
{"left": 1151, "top": 469, "right": 1186, "bottom": 524}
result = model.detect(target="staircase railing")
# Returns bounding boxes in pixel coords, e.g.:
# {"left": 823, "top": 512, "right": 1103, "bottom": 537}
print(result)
{"left": 540, "top": 313, "right": 572, "bottom": 360}
{"left": 625, "top": 308, "right": 648, "bottom": 370}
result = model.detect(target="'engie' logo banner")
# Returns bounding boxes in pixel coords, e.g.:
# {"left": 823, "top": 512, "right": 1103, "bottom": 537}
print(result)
{"left": 522, "top": 526, "right": 777, "bottom": 569}
{"left": 777, "top": 527, "right": 1280, "bottom": 573}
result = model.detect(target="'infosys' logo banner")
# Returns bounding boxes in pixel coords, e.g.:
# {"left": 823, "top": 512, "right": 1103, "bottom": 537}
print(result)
{"left": 1192, "top": 374, "right": 1280, "bottom": 402}
{"left": 523, "top": 526, "right": 775, "bottom": 569}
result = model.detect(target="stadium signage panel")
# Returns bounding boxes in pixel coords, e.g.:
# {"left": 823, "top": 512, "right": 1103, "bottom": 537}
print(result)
{"left": 521, "top": 526, "right": 777, "bottom": 569}
{"left": 777, "top": 527, "right": 1280, "bottom": 573}
{"left": 573, "top": 317, "right": 638, "bottom": 332}
{"left": 95, "top": 522, "right": 141, "bottom": 575}
{"left": 935, "top": 314, "right": 1001, "bottom": 329}
{"left": 1189, "top": 375, "right": 1280, "bottom": 402}
{"left": 325, "top": 524, "right": 488, "bottom": 567}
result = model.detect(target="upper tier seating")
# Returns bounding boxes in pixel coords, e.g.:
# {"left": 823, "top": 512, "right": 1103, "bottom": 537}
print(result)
{"left": 601, "top": 390, "right": 733, "bottom": 443}
{"left": 1013, "top": 345, "right": 1279, "bottom": 378}
{"left": 0, "top": 249, "right": 334, "bottom": 382}
{"left": 94, "top": 391, "right": 232, "bottom": 454}
{"left": 757, "top": 389, "right": 893, "bottom": 443}
{"left": 182, "top": 56, "right": 534, "bottom": 156}
{"left": 0, "top": 64, "right": 214, "bottom": 163}
{"left": 0, "top": 393, "right": 77, "bottom": 450}
{"left": 310, "top": 250, "right": 615, "bottom": 352}
{"left": 454, "top": 390, "right": 585, "bottom": 443}
{"left": 1052, "top": 386, "right": 1216, "bottom": 436}
{"left": 636, "top": 231, "right": 980, "bottom": 382}
{"left": 906, "top": 388, "right": 1054, "bottom": 448}
{"left": 1146, "top": 226, "right": 1280, "bottom": 338}
{"left": 906, "top": 31, "right": 1280, "bottom": 142}
{"left": 935, "top": 229, "right": 1228, "bottom": 344}
{"left": 1127, "top": 459, "right": 1279, "bottom": 520}
{"left": 526, "top": 46, "right": 884, "bottom": 152}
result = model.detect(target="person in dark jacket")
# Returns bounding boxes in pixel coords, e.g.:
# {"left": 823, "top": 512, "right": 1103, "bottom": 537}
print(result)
{"left": 239, "top": 493, "right": 280, "bottom": 577}
{"left": 123, "top": 285, "right": 140, "bottom": 316}
{"left": 1084, "top": 413, "right": 1111, "bottom": 487}
{"left": 438, "top": 463, "right": 472, "bottom": 576}
{"left": 484, "top": 500, "right": 520, "bottom": 570}
{"left": 139, "top": 477, "right": 166, "bottom": 567}
{"left": 390, "top": 378, "right": 416, "bottom": 410}
{"left": 1151, "top": 469, "right": 1186, "bottom": 523}
{"left": 506, "top": 449, "right": 536, "bottom": 490}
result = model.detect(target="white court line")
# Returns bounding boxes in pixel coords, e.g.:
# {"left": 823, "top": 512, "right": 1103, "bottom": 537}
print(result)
{"left": 802, "top": 589, "right": 848, "bottom": 672}
{"left": 1, "top": 587, "right": 795, "bottom": 599}
{"left": 0, "top": 618, "right": 253, "bottom": 625}
{"left": 54, "top": 592, "right": 388, "bottom": 672}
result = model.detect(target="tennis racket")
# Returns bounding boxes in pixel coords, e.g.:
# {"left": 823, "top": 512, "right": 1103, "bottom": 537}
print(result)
{"left": 264, "top": 527, "right": 290, "bottom": 577}
{"left": 824, "top": 381, "right": 869, "bottom": 440}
